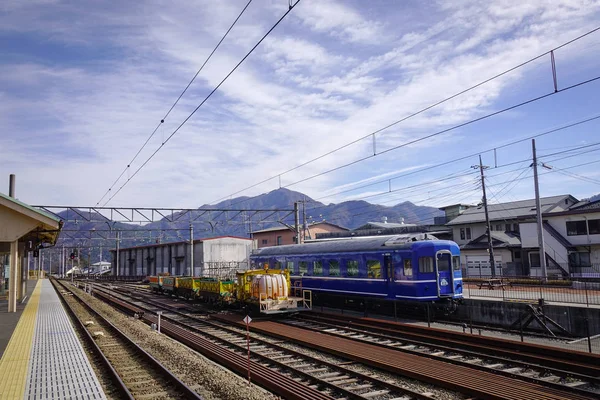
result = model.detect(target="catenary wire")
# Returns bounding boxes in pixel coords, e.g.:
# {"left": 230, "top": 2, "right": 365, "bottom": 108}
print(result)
{"left": 310, "top": 114, "right": 600, "bottom": 203}
{"left": 102, "top": 0, "right": 302, "bottom": 206}
{"left": 208, "top": 26, "right": 600, "bottom": 206}
{"left": 314, "top": 159, "right": 600, "bottom": 226}
{"left": 96, "top": 0, "right": 255, "bottom": 206}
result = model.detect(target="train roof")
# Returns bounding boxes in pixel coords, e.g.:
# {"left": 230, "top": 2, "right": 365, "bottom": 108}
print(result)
{"left": 252, "top": 234, "right": 456, "bottom": 256}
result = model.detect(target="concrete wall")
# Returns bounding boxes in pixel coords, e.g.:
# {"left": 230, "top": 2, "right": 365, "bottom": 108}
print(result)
{"left": 113, "top": 237, "right": 252, "bottom": 277}
{"left": 200, "top": 237, "right": 252, "bottom": 276}
{"left": 457, "top": 299, "right": 600, "bottom": 336}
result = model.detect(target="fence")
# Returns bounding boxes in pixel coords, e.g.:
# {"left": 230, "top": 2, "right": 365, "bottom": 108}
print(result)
{"left": 462, "top": 274, "right": 600, "bottom": 307}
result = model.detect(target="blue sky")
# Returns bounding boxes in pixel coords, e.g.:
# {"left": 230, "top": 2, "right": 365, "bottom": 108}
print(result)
{"left": 1, "top": 0, "right": 600, "bottom": 214}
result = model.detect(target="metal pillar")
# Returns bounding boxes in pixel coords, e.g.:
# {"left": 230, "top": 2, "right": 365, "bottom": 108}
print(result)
{"left": 532, "top": 139, "right": 548, "bottom": 282}
{"left": 294, "top": 202, "right": 302, "bottom": 244}
{"left": 116, "top": 231, "right": 120, "bottom": 276}
{"left": 189, "top": 223, "right": 194, "bottom": 277}
{"left": 8, "top": 241, "right": 18, "bottom": 312}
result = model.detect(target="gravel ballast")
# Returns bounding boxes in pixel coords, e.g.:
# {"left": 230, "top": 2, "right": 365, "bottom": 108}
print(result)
{"left": 67, "top": 283, "right": 277, "bottom": 400}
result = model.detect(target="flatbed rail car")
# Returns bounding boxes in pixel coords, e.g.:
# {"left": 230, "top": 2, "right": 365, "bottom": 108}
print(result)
{"left": 146, "top": 269, "right": 311, "bottom": 315}
{"left": 250, "top": 234, "right": 463, "bottom": 311}
{"left": 177, "top": 276, "right": 236, "bottom": 303}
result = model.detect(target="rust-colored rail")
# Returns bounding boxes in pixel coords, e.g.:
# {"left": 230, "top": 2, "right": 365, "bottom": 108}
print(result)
{"left": 91, "top": 288, "right": 335, "bottom": 400}
{"left": 301, "top": 312, "right": 600, "bottom": 377}
{"left": 213, "top": 313, "right": 598, "bottom": 400}
{"left": 53, "top": 279, "right": 202, "bottom": 400}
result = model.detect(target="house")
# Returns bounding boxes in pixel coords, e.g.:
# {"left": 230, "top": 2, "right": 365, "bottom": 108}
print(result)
{"left": 441, "top": 194, "right": 600, "bottom": 278}
{"left": 111, "top": 236, "right": 253, "bottom": 278}
{"left": 251, "top": 222, "right": 348, "bottom": 248}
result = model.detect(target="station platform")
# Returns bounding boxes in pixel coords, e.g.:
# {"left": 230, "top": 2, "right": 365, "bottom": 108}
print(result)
{"left": 0, "top": 279, "right": 106, "bottom": 399}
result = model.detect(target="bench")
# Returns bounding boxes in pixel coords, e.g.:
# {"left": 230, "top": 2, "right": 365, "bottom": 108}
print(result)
{"left": 477, "top": 278, "right": 512, "bottom": 290}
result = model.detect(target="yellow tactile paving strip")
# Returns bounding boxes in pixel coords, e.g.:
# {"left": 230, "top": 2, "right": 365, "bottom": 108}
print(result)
{"left": 0, "top": 280, "right": 42, "bottom": 400}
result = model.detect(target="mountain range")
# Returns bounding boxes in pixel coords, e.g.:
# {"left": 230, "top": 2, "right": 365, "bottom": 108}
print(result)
{"left": 54, "top": 188, "right": 442, "bottom": 254}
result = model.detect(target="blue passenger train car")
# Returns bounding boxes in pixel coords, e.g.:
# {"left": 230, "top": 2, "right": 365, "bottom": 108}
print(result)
{"left": 250, "top": 234, "right": 463, "bottom": 307}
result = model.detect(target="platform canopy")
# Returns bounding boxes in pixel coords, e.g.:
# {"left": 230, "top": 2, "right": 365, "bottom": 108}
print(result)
{"left": 0, "top": 192, "right": 62, "bottom": 248}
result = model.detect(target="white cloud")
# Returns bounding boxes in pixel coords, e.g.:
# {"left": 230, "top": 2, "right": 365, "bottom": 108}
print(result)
{"left": 294, "top": 0, "right": 387, "bottom": 43}
{"left": 1, "top": 0, "right": 599, "bottom": 210}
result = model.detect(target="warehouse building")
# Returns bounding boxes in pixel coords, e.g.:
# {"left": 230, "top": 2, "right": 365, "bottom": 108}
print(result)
{"left": 111, "top": 236, "right": 252, "bottom": 278}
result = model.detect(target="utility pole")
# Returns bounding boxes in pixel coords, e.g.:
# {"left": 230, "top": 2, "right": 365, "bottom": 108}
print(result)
{"left": 294, "top": 202, "right": 302, "bottom": 244}
{"left": 189, "top": 223, "right": 194, "bottom": 277}
{"left": 532, "top": 139, "right": 548, "bottom": 282}
{"left": 472, "top": 155, "right": 496, "bottom": 277}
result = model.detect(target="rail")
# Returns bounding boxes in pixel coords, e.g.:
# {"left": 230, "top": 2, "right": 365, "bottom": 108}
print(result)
{"left": 301, "top": 312, "right": 600, "bottom": 377}
{"left": 52, "top": 279, "right": 202, "bottom": 399}
{"left": 87, "top": 285, "right": 335, "bottom": 400}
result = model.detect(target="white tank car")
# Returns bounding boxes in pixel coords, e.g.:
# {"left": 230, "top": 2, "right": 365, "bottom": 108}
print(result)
{"left": 251, "top": 274, "right": 288, "bottom": 300}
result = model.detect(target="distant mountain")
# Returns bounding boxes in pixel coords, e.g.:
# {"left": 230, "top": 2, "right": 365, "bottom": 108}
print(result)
{"left": 51, "top": 189, "right": 442, "bottom": 257}
{"left": 589, "top": 194, "right": 600, "bottom": 202}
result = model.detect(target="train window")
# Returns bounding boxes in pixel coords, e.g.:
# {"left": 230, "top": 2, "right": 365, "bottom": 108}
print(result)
{"left": 299, "top": 261, "right": 308, "bottom": 276}
{"left": 367, "top": 260, "right": 381, "bottom": 278}
{"left": 274, "top": 261, "right": 282, "bottom": 269}
{"left": 452, "top": 256, "right": 461, "bottom": 271}
{"left": 287, "top": 261, "right": 294, "bottom": 271}
{"left": 346, "top": 260, "right": 359, "bottom": 277}
{"left": 313, "top": 261, "right": 323, "bottom": 276}
{"left": 418, "top": 257, "right": 434, "bottom": 273}
{"left": 404, "top": 259, "right": 413, "bottom": 277}
{"left": 437, "top": 253, "right": 451, "bottom": 272}
{"left": 328, "top": 260, "right": 340, "bottom": 276}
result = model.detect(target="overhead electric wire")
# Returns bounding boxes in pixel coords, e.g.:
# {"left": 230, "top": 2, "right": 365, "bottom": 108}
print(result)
{"left": 305, "top": 143, "right": 600, "bottom": 216}
{"left": 310, "top": 114, "right": 600, "bottom": 203}
{"left": 279, "top": 75, "right": 600, "bottom": 190}
{"left": 102, "top": 0, "right": 302, "bottom": 206}
{"left": 209, "top": 26, "right": 600, "bottom": 206}
{"left": 316, "top": 158, "right": 600, "bottom": 226}
{"left": 96, "top": 0, "right": 255, "bottom": 206}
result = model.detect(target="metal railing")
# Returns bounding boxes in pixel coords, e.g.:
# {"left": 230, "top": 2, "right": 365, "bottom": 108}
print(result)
{"left": 462, "top": 273, "right": 600, "bottom": 307}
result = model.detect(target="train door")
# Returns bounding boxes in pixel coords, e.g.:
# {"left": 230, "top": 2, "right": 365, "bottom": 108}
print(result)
{"left": 435, "top": 251, "right": 454, "bottom": 297}
{"left": 384, "top": 254, "right": 392, "bottom": 296}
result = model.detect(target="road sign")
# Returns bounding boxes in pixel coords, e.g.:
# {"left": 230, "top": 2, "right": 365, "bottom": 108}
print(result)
{"left": 243, "top": 315, "right": 252, "bottom": 324}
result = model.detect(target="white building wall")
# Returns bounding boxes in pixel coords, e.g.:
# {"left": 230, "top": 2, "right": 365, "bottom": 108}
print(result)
{"left": 201, "top": 238, "right": 252, "bottom": 277}
{"left": 452, "top": 224, "right": 487, "bottom": 245}
{"left": 520, "top": 223, "right": 538, "bottom": 248}
{"left": 547, "top": 212, "right": 600, "bottom": 246}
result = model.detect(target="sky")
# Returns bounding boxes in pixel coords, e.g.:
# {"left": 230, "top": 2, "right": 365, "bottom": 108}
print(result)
{"left": 1, "top": 0, "right": 600, "bottom": 217}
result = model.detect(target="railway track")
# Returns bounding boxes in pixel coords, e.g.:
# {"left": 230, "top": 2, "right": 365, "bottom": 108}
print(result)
{"left": 296, "top": 312, "right": 600, "bottom": 379}
{"left": 280, "top": 314, "right": 600, "bottom": 396}
{"left": 52, "top": 279, "right": 202, "bottom": 400}
{"left": 90, "top": 283, "right": 448, "bottom": 400}
{"left": 93, "top": 283, "right": 600, "bottom": 400}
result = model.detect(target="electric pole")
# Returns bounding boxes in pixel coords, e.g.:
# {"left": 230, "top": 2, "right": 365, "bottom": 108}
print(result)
{"left": 532, "top": 139, "right": 548, "bottom": 282}
{"left": 472, "top": 155, "right": 496, "bottom": 277}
